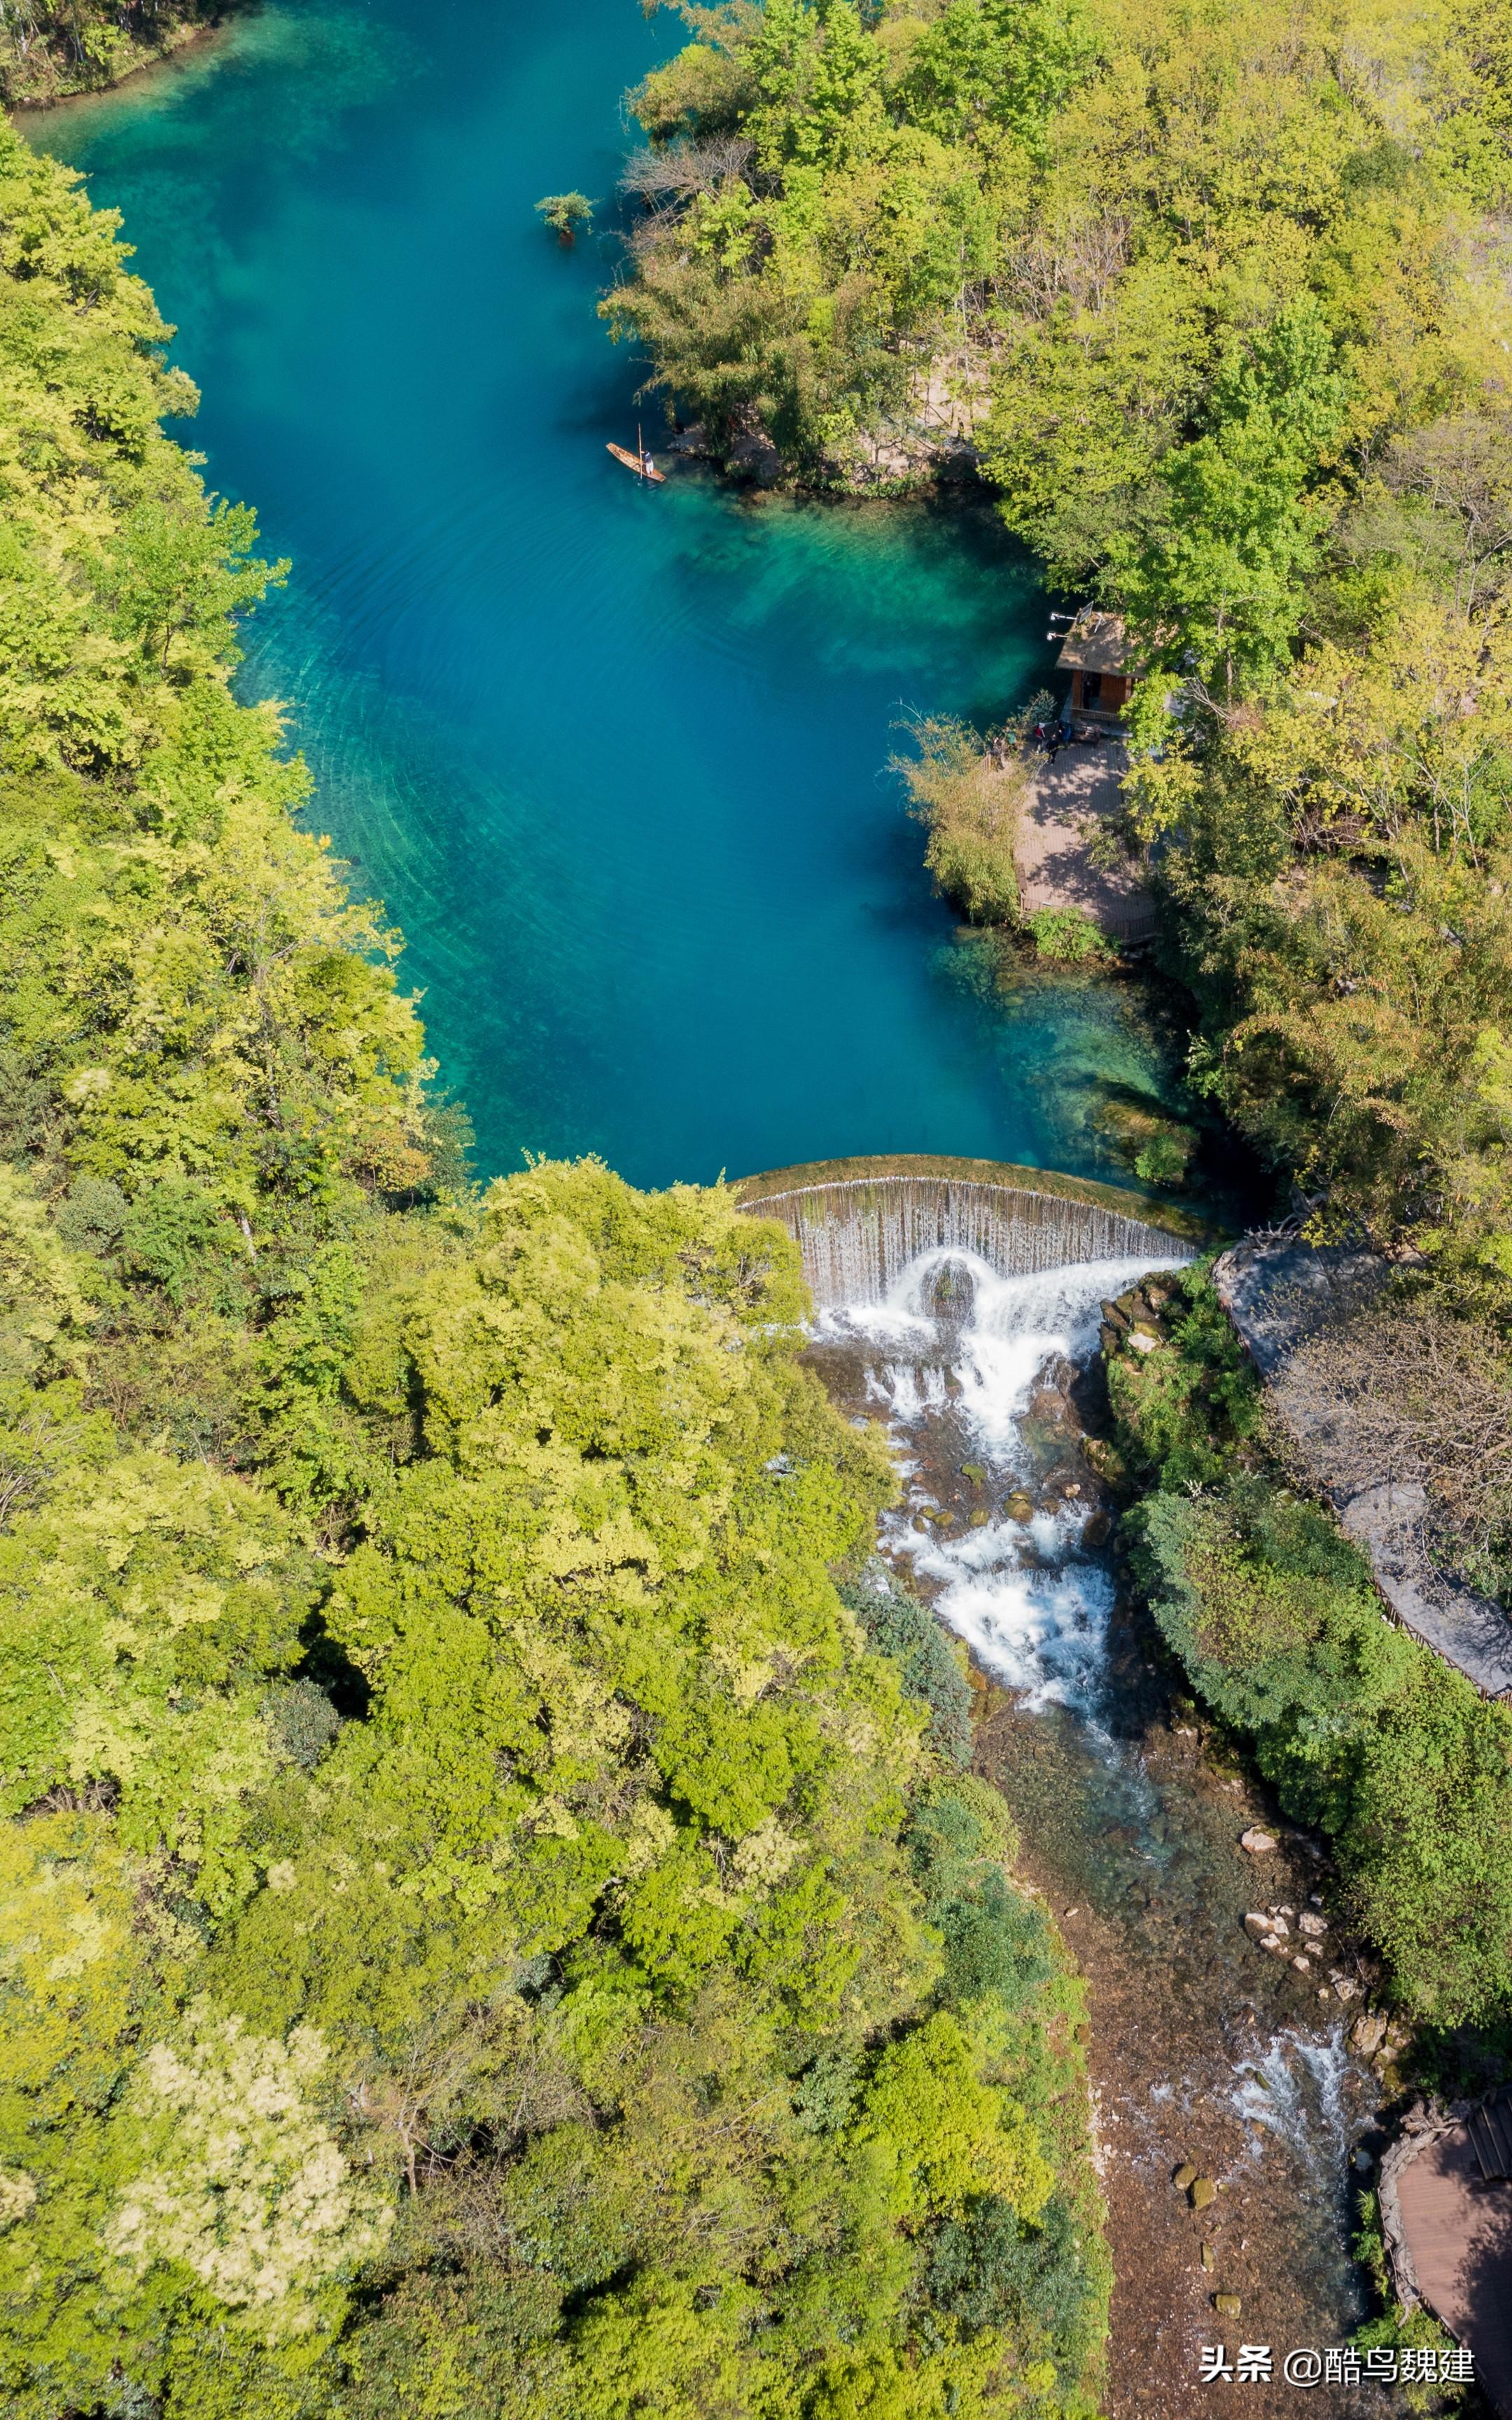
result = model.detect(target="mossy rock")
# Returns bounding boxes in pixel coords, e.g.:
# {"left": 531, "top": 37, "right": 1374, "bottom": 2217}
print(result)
{"left": 1093, "top": 1097, "right": 1198, "bottom": 1191}
{"left": 1083, "top": 1438, "right": 1129, "bottom": 1491}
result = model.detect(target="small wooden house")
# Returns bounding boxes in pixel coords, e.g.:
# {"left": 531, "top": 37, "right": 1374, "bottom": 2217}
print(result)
{"left": 1056, "top": 610, "right": 1133, "bottom": 714}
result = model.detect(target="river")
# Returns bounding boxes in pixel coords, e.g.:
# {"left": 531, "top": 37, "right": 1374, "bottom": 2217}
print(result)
{"left": 20, "top": 8, "right": 1375, "bottom": 2409}
{"left": 20, "top": 0, "right": 1186, "bottom": 1192}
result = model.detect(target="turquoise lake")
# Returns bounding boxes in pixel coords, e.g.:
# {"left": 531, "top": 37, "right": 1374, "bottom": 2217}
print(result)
{"left": 26, "top": 0, "right": 1180, "bottom": 1190}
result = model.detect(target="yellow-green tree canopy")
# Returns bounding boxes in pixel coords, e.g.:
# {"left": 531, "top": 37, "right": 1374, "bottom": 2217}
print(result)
{"left": 0, "top": 118, "right": 1110, "bottom": 2419}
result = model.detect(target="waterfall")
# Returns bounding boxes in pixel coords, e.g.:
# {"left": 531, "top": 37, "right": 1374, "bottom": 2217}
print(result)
{"left": 790, "top": 1179, "right": 1370, "bottom": 2342}
{"left": 824, "top": 1245, "right": 1186, "bottom": 1712}
{"left": 736, "top": 1164, "right": 1192, "bottom": 1309}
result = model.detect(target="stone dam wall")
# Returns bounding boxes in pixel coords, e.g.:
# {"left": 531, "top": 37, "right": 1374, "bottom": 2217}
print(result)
{"left": 733, "top": 1153, "right": 1200, "bottom": 1310}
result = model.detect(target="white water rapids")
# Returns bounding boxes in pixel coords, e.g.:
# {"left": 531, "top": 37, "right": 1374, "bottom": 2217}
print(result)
{"left": 819, "top": 1246, "right": 1178, "bottom": 1713}
{"left": 814, "top": 1239, "right": 1370, "bottom": 2226}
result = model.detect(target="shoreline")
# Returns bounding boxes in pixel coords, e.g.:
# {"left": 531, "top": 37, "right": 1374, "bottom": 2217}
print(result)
{"left": 6, "top": 9, "right": 239, "bottom": 129}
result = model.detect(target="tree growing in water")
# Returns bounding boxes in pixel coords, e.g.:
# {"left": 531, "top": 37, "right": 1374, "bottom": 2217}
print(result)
{"left": 535, "top": 190, "right": 594, "bottom": 241}
{"left": 894, "top": 711, "right": 1026, "bottom": 926}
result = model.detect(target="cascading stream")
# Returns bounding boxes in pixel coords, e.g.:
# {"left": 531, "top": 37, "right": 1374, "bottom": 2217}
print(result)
{"left": 824, "top": 1248, "right": 1156, "bottom": 1709}
{"left": 804, "top": 1237, "right": 1378, "bottom": 2414}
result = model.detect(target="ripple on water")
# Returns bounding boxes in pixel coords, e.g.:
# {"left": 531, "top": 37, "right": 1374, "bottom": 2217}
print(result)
{"left": 1233, "top": 2028, "right": 1361, "bottom": 2192}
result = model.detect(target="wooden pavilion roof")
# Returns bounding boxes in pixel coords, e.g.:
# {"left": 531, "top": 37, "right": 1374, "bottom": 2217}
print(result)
{"left": 1055, "top": 609, "right": 1132, "bottom": 675}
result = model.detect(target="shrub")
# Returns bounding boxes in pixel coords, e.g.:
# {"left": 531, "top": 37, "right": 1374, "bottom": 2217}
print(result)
{"left": 1105, "top": 1266, "right": 1262, "bottom": 1493}
{"left": 928, "top": 2191, "right": 1104, "bottom": 2392}
{"left": 1025, "top": 908, "right": 1113, "bottom": 965}
{"left": 895, "top": 716, "right": 1024, "bottom": 925}
{"left": 842, "top": 1559, "right": 972, "bottom": 1765}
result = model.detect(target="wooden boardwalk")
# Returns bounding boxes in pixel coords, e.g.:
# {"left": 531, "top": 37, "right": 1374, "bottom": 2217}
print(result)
{"left": 1385, "top": 2099, "right": 1512, "bottom": 2416}
{"left": 1012, "top": 734, "right": 1156, "bottom": 943}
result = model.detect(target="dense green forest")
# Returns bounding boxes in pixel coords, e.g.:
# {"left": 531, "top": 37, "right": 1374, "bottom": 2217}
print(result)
{"left": 608, "top": 0, "right": 1512, "bottom": 2050}
{"left": 8, "top": 0, "right": 1512, "bottom": 2395}
{"left": 0, "top": 120, "right": 1112, "bottom": 2419}
{"left": 0, "top": 0, "right": 227, "bottom": 108}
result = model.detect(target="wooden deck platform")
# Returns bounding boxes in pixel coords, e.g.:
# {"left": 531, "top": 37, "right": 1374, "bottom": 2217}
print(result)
{"left": 1384, "top": 2095, "right": 1512, "bottom": 2416}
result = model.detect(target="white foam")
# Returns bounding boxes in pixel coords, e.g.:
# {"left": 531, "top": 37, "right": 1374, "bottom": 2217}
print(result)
{"left": 1231, "top": 2028, "right": 1357, "bottom": 2188}
{"left": 822, "top": 1245, "right": 1187, "bottom": 1713}
{"left": 927, "top": 1541, "right": 1114, "bottom": 1711}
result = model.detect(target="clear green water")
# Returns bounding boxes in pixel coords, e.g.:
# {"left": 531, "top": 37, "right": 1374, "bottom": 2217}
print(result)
{"left": 26, "top": 0, "right": 1180, "bottom": 1189}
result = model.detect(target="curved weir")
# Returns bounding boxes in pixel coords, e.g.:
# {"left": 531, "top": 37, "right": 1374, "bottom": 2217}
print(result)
{"left": 734, "top": 1153, "right": 1206, "bottom": 1309}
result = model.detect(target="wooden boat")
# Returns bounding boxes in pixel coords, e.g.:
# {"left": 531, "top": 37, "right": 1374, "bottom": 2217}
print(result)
{"left": 607, "top": 436, "right": 666, "bottom": 485}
